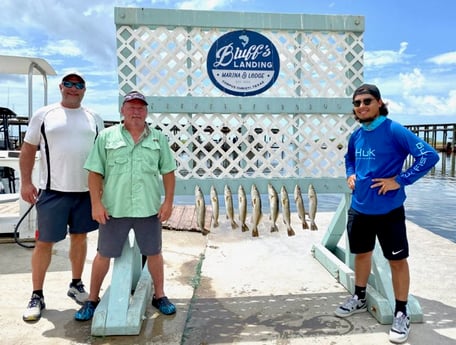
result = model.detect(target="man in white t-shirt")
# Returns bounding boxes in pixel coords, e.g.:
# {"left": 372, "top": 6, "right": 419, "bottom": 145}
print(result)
{"left": 19, "top": 72, "right": 104, "bottom": 322}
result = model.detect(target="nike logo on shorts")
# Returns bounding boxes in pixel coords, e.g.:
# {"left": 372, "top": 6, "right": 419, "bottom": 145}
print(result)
{"left": 392, "top": 249, "right": 404, "bottom": 255}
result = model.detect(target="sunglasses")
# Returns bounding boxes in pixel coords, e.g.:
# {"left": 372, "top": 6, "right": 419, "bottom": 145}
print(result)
{"left": 62, "top": 81, "right": 85, "bottom": 90}
{"left": 352, "top": 98, "right": 375, "bottom": 107}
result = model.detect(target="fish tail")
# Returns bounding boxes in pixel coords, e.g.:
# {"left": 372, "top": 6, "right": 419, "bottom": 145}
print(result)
{"left": 287, "top": 226, "right": 296, "bottom": 237}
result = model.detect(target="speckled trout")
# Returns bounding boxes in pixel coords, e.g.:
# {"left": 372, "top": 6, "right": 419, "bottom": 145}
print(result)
{"left": 294, "top": 184, "right": 309, "bottom": 230}
{"left": 308, "top": 183, "right": 318, "bottom": 231}
{"left": 251, "top": 184, "right": 262, "bottom": 237}
{"left": 238, "top": 185, "right": 249, "bottom": 232}
{"left": 267, "top": 183, "right": 279, "bottom": 232}
{"left": 195, "top": 185, "right": 209, "bottom": 235}
{"left": 210, "top": 185, "right": 219, "bottom": 228}
{"left": 280, "top": 185, "right": 295, "bottom": 236}
{"left": 224, "top": 185, "right": 238, "bottom": 229}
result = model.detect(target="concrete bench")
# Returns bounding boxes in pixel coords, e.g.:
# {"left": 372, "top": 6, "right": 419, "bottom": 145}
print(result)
{"left": 91, "top": 230, "right": 152, "bottom": 336}
{"left": 312, "top": 194, "right": 423, "bottom": 325}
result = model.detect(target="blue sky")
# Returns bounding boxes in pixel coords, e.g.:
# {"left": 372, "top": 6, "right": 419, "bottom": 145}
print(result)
{"left": 1, "top": 0, "right": 455, "bottom": 125}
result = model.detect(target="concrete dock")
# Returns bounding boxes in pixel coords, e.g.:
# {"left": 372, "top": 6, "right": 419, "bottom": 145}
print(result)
{"left": 1, "top": 211, "right": 455, "bottom": 344}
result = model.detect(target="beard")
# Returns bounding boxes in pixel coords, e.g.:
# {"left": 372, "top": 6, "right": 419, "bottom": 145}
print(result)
{"left": 356, "top": 115, "right": 378, "bottom": 123}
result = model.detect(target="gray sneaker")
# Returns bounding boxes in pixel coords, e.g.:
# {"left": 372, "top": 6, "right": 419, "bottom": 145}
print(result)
{"left": 389, "top": 311, "right": 410, "bottom": 344}
{"left": 67, "top": 281, "right": 89, "bottom": 305}
{"left": 334, "top": 295, "right": 367, "bottom": 317}
{"left": 23, "top": 293, "right": 45, "bottom": 322}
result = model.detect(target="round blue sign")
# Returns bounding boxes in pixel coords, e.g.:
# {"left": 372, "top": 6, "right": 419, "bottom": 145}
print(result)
{"left": 207, "top": 30, "right": 280, "bottom": 97}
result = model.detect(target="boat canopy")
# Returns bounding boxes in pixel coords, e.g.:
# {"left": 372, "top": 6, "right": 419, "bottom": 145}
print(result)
{"left": 0, "top": 55, "right": 57, "bottom": 118}
{"left": 0, "top": 55, "right": 56, "bottom": 75}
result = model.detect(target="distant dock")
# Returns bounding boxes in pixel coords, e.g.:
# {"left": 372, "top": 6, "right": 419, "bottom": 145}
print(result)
{"left": 406, "top": 123, "right": 456, "bottom": 153}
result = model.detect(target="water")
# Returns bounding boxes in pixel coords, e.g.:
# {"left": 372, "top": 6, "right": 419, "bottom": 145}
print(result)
{"left": 404, "top": 176, "right": 456, "bottom": 243}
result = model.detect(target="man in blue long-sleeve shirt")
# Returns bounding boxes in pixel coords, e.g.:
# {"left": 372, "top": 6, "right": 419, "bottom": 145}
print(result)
{"left": 334, "top": 84, "right": 439, "bottom": 344}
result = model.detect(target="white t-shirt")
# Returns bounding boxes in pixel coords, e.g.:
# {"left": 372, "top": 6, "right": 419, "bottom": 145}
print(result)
{"left": 24, "top": 102, "right": 104, "bottom": 192}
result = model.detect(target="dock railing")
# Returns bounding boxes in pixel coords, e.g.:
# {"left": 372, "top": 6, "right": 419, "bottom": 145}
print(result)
{"left": 405, "top": 123, "right": 456, "bottom": 177}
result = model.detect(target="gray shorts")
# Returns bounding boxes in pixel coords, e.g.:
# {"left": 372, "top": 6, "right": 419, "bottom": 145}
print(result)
{"left": 97, "top": 215, "right": 162, "bottom": 258}
{"left": 35, "top": 190, "right": 98, "bottom": 242}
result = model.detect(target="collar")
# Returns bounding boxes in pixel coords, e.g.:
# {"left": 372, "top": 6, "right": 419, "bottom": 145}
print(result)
{"left": 362, "top": 116, "right": 387, "bottom": 131}
{"left": 121, "top": 122, "right": 151, "bottom": 141}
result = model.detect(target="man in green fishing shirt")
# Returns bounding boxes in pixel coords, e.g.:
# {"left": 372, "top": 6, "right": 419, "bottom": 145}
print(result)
{"left": 75, "top": 91, "right": 177, "bottom": 321}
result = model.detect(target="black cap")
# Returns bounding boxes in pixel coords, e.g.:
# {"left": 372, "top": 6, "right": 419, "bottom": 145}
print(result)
{"left": 353, "top": 84, "right": 382, "bottom": 100}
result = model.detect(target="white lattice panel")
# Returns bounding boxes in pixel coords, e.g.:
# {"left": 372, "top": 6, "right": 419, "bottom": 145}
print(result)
{"left": 152, "top": 113, "right": 356, "bottom": 179}
{"left": 117, "top": 26, "right": 363, "bottom": 98}
{"left": 116, "top": 8, "right": 364, "bottom": 181}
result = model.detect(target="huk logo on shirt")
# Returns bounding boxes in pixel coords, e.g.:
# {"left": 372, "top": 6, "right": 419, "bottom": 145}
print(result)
{"left": 355, "top": 148, "right": 376, "bottom": 159}
{"left": 207, "top": 30, "right": 280, "bottom": 96}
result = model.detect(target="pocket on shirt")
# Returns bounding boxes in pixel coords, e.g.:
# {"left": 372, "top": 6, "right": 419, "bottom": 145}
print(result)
{"left": 141, "top": 141, "right": 161, "bottom": 173}
{"left": 107, "top": 155, "right": 130, "bottom": 175}
{"left": 105, "top": 139, "right": 130, "bottom": 175}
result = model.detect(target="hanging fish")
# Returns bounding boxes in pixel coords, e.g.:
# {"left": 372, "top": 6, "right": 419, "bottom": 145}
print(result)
{"left": 280, "top": 185, "right": 295, "bottom": 236}
{"left": 224, "top": 185, "right": 238, "bottom": 229}
{"left": 308, "top": 183, "right": 318, "bottom": 231}
{"left": 195, "top": 185, "right": 209, "bottom": 235}
{"left": 238, "top": 185, "right": 249, "bottom": 232}
{"left": 267, "top": 183, "right": 279, "bottom": 232}
{"left": 210, "top": 185, "right": 219, "bottom": 228}
{"left": 294, "top": 184, "right": 309, "bottom": 230}
{"left": 250, "top": 184, "right": 262, "bottom": 237}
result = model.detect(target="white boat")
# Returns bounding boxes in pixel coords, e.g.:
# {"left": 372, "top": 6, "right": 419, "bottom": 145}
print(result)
{"left": 0, "top": 55, "right": 56, "bottom": 239}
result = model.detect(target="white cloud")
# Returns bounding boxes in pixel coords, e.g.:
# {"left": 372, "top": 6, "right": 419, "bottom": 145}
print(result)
{"left": 399, "top": 68, "right": 425, "bottom": 93}
{"left": 365, "top": 42, "right": 409, "bottom": 67}
{"left": 428, "top": 51, "right": 456, "bottom": 65}
{"left": 42, "top": 40, "right": 83, "bottom": 57}
{"left": 0, "top": 35, "right": 28, "bottom": 49}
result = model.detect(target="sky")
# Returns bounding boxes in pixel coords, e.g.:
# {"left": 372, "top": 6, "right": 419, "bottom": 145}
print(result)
{"left": 1, "top": 0, "right": 456, "bottom": 125}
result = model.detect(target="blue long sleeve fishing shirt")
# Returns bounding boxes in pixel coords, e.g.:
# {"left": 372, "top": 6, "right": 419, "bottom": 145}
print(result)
{"left": 345, "top": 117, "right": 440, "bottom": 215}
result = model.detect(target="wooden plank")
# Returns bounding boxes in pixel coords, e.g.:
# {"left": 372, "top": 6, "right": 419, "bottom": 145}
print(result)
{"left": 162, "top": 205, "right": 212, "bottom": 233}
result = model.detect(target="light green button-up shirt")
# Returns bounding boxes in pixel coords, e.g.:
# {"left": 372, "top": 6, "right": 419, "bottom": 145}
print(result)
{"left": 84, "top": 124, "right": 176, "bottom": 218}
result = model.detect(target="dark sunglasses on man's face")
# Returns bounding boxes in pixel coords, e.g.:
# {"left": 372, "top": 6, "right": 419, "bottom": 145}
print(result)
{"left": 352, "top": 98, "right": 375, "bottom": 107}
{"left": 62, "top": 81, "right": 85, "bottom": 90}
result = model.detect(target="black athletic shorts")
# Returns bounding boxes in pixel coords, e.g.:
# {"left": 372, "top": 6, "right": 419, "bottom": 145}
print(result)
{"left": 346, "top": 206, "right": 409, "bottom": 260}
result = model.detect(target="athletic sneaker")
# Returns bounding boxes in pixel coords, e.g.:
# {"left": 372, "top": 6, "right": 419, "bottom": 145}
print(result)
{"left": 74, "top": 300, "right": 99, "bottom": 321}
{"left": 67, "top": 281, "right": 89, "bottom": 305}
{"left": 389, "top": 311, "right": 410, "bottom": 344}
{"left": 334, "top": 295, "right": 367, "bottom": 317}
{"left": 23, "top": 293, "right": 46, "bottom": 322}
{"left": 152, "top": 295, "right": 176, "bottom": 315}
